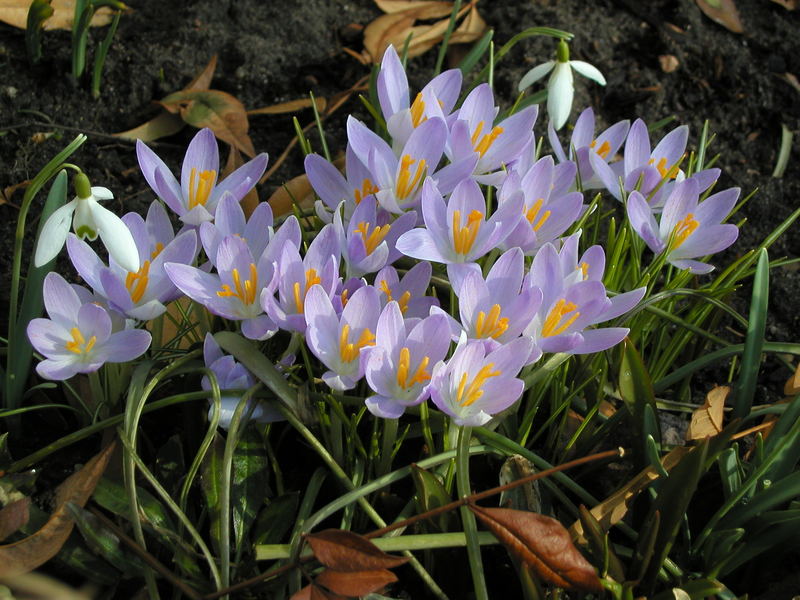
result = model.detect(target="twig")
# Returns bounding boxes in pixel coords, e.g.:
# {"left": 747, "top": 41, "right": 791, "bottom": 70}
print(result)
{"left": 0, "top": 121, "right": 184, "bottom": 148}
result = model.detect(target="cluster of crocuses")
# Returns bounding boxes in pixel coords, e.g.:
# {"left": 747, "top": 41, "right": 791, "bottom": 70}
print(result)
{"left": 27, "top": 45, "right": 740, "bottom": 427}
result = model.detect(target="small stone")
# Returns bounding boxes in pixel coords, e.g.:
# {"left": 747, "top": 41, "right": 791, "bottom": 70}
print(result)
{"left": 659, "top": 55, "right": 680, "bottom": 73}
{"left": 4, "top": 86, "right": 17, "bottom": 99}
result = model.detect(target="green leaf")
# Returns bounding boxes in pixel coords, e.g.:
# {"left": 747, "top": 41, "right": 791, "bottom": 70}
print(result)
{"left": 155, "top": 434, "right": 186, "bottom": 496}
{"left": 231, "top": 425, "right": 269, "bottom": 549}
{"left": 25, "top": 0, "right": 53, "bottom": 64}
{"left": 717, "top": 446, "right": 742, "bottom": 500}
{"left": 253, "top": 492, "right": 299, "bottom": 545}
{"left": 759, "top": 394, "right": 800, "bottom": 481}
{"left": 458, "top": 28, "right": 494, "bottom": 74}
{"left": 93, "top": 477, "right": 176, "bottom": 533}
{"left": 703, "top": 528, "right": 744, "bottom": 571}
{"left": 200, "top": 432, "right": 225, "bottom": 555}
{"left": 618, "top": 338, "right": 661, "bottom": 463}
{"left": 577, "top": 505, "right": 626, "bottom": 583}
{"left": 411, "top": 465, "right": 455, "bottom": 532}
{"left": 720, "top": 469, "right": 800, "bottom": 529}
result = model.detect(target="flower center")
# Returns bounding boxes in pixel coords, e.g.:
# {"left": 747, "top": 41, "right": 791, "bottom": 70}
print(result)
{"left": 456, "top": 363, "right": 502, "bottom": 407}
{"left": 542, "top": 299, "right": 581, "bottom": 337}
{"left": 125, "top": 260, "right": 151, "bottom": 304}
{"left": 470, "top": 121, "right": 505, "bottom": 158}
{"left": 396, "top": 347, "right": 431, "bottom": 389}
{"left": 669, "top": 213, "right": 700, "bottom": 251}
{"left": 354, "top": 221, "right": 391, "bottom": 255}
{"left": 292, "top": 268, "right": 322, "bottom": 314}
{"left": 410, "top": 92, "right": 426, "bottom": 128}
{"left": 188, "top": 167, "right": 217, "bottom": 210}
{"left": 648, "top": 157, "right": 679, "bottom": 180}
{"left": 354, "top": 178, "right": 379, "bottom": 204}
{"left": 338, "top": 323, "right": 376, "bottom": 363}
{"left": 396, "top": 155, "right": 427, "bottom": 201}
{"left": 65, "top": 327, "right": 97, "bottom": 355}
{"left": 474, "top": 304, "right": 510, "bottom": 340}
{"left": 524, "top": 198, "right": 551, "bottom": 232}
{"left": 452, "top": 209, "right": 483, "bottom": 256}
{"left": 577, "top": 261, "right": 590, "bottom": 280}
{"left": 590, "top": 139, "right": 611, "bottom": 159}
{"left": 217, "top": 263, "right": 259, "bottom": 305}
{"left": 379, "top": 279, "right": 411, "bottom": 314}
{"left": 150, "top": 242, "right": 164, "bottom": 260}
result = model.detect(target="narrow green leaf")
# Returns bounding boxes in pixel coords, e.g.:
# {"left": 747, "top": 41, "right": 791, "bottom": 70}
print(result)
{"left": 411, "top": 465, "right": 455, "bottom": 532}
{"left": 458, "top": 29, "right": 494, "bottom": 74}
{"left": 231, "top": 425, "right": 270, "bottom": 548}
{"left": 704, "top": 528, "right": 745, "bottom": 571}
{"left": 618, "top": 338, "right": 661, "bottom": 463}
{"left": 253, "top": 492, "right": 299, "bottom": 545}
{"left": 25, "top": 0, "right": 53, "bottom": 64}
{"left": 577, "top": 506, "right": 626, "bottom": 582}
{"left": 93, "top": 478, "right": 176, "bottom": 533}
{"left": 717, "top": 447, "right": 742, "bottom": 500}
{"left": 201, "top": 432, "right": 225, "bottom": 555}
{"left": 720, "top": 469, "right": 800, "bottom": 529}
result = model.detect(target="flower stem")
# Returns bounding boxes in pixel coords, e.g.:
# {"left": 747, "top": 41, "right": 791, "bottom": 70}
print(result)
{"left": 456, "top": 425, "right": 489, "bottom": 600}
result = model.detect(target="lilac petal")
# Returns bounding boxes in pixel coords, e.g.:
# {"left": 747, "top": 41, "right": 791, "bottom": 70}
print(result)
{"left": 341, "top": 285, "right": 381, "bottom": 333}
{"left": 589, "top": 150, "right": 624, "bottom": 199}
{"left": 66, "top": 234, "right": 106, "bottom": 293}
{"left": 660, "top": 179, "right": 699, "bottom": 240}
{"left": 204, "top": 332, "right": 224, "bottom": 365}
{"left": 571, "top": 107, "right": 596, "bottom": 149}
{"left": 150, "top": 230, "right": 199, "bottom": 302}
{"left": 164, "top": 263, "right": 233, "bottom": 318}
{"left": 321, "top": 371, "right": 359, "bottom": 392}
{"left": 670, "top": 258, "right": 715, "bottom": 274}
{"left": 694, "top": 187, "right": 740, "bottom": 226}
{"left": 35, "top": 200, "right": 76, "bottom": 267}
{"left": 36, "top": 359, "right": 83, "bottom": 380}
{"left": 77, "top": 302, "right": 112, "bottom": 343}
{"left": 146, "top": 200, "right": 174, "bottom": 247}
{"left": 102, "top": 329, "right": 152, "bottom": 362}
{"left": 136, "top": 140, "right": 183, "bottom": 210}
{"left": 242, "top": 314, "right": 277, "bottom": 340}
{"left": 376, "top": 301, "right": 405, "bottom": 355}
{"left": 181, "top": 129, "right": 219, "bottom": 195}
{"left": 304, "top": 284, "right": 341, "bottom": 363}
{"left": 570, "top": 328, "right": 628, "bottom": 354}
{"left": 448, "top": 262, "right": 482, "bottom": 299}
{"left": 652, "top": 125, "right": 689, "bottom": 168}
{"left": 365, "top": 395, "right": 407, "bottom": 419}
{"left": 263, "top": 215, "right": 301, "bottom": 264}
{"left": 401, "top": 117, "right": 447, "bottom": 176}
{"left": 671, "top": 224, "right": 738, "bottom": 259}
{"left": 27, "top": 318, "right": 70, "bottom": 355}
{"left": 547, "top": 120, "right": 568, "bottom": 163}
{"left": 627, "top": 191, "right": 663, "bottom": 253}
{"left": 624, "top": 119, "right": 651, "bottom": 174}
{"left": 122, "top": 212, "right": 149, "bottom": 265}
{"left": 691, "top": 168, "right": 721, "bottom": 193}
{"left": 428, "top": 69, "right": 461, "bottom": 112}
{"left": 478, "top": 377, "right": 525, "bottom": 415}
{"left": 486, "top": 248, "right": 524, "bottom": 302}
{"left": 457, "top": 84, "right": 496, "bottom": 130}
{"left": 213, "top": 153, "right": 268, "bottom": 206}
{"left": 214, "top": 193, "right": 246, "bottom": 237}
{"left": 305, "top": 154, "right": 350, "bottom": 209}
{"left": 482, "top": 106, "right": 538, "bottom": 169}
{"left": 597, "top": 120, "right": 631, "bottom": 157}
{"left": 419, "top": 178, "right": 448, "bottom": 238}
{"left": 395, "top": 228, "right": 449, "bottom": 263}
{"left": 42, "top": 272, "right": 82, "bottom": 327}
{"left": 539, "top": 331, "right": 583, "bottom": 354}
{"left": 377, "top": 45, "right": 408, "bottom": 118}
{"left": 597, "top": 288, "right": 646, "bottom": 323}
{"left": 154, "top": 166, "right": 185, "bottom": 215}
{"left": 347, "top": 116, "right": 395, "bottom": 178}
{"left": 99, "top": 268, "right": 135, "bottom": 314}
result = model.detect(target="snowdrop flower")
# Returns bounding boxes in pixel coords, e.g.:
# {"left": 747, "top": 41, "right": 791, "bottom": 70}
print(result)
{"left": 27, "top": 272, "right": 151, "bottom": 380}
{"left": 34, "top": 172, "right": 140, "bottom": 273}
{"left": 518, "top": 39, "right": 606, "bottom": 131}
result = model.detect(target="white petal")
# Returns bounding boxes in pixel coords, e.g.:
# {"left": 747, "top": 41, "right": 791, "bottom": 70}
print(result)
{"left": 90, "top": 201, "right": 140, "bottom": 272}
{"left": 548, "top": 63, "right": 574, "bottom": 130}
{"left": 570, "top": 60, "right": 606, "bottom": 85}
{"left": 34, "top": 200, "right": 76, "bottom": 267}
{"left": 90, "top": 187, "right": 114, "bottom": 201}
{"left": 73, "top": 197, "right": 98, "bottom": 239}
{"left": 518, "top": 61, "right": 555, "bottom": 91}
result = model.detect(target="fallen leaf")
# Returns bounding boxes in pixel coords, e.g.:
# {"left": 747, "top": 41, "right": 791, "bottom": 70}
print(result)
{"left": 248, "top": 97, "right": 327, "bottom": 116}
{"left": 470, "top": 505, "right": 603, "bottom": 592}
{"left": 770, "top": 0, "right": 797, "bottom": 8}
{"left": 375, "top": 0, "right": 453, "bottom": 13}
{"left": 568, "top": 446, "right": 689, "bottom": 544}
{"left": 0, "top": 443, "right": 115, "bottom": 577}
{"left": 784, "top": 362, "right": 800, "bottom": 395}
{"left": 2, "top": 180, "right": 30, "bottom": 207}
{"left": 0, "top": 0, "right": 113, "bottom": 30}
{"left": 290, "top": 584, "right": 346, "bottom": 600}
{"left": 159, "top": 90, "right": 255, "bottom": 157}
{"left": 223, "top": 146, "right": 259, "bottom": 216}
{"left": 695, "top": 0, "right": 744, "bottom": 33}
{"left": 305, "top": 529, "right": 409, "bottom": 572}
{"left": 315, "top": 568, "right": 397, "bottom": 596}
{"left": 0, "top": 498, "right": 31, "bottom": 542}
{"left": 267, "top": 173, "right": 316, "bottom": 218}
{"left": 184, "top": 54, "right": 218, "bottom": 93}
{"left": 686, "top": 386, "right": 728, "bottom": 440}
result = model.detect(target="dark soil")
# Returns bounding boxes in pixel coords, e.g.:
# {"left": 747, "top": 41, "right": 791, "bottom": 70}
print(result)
{"left": 0, "top": 0, "right": 799, "bottom": 597}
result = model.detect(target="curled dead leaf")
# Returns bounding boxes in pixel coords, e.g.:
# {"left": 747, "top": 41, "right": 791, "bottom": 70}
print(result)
{"left": 770, "top": 0, "right": 797, "bottom": 8}
{"left": 0, "top": 498, "right": 31, "bottom": 542}
{"left": 695, "top": 0, "right": 744, "bottom": 33}
{"left": 305, "top": 529, "right": 409, "bottom": 572}
{"left": 248, "top": 97, "right": 327, "bottom": 116}
{"left": 315, "top": 568, "right": 397, "bottom": 596}
{"left": 686, "top": 385, "right": 728, "bottom": 441}
{"left": 290, "top": 584, "right": 346, "bottom": 600}
{"left": 784, "top": 362, "right": 800, "bottom": 395}
{"left": 267, "top": 173, "right": 316, "bottom": 218}
{"left": 0, "top": 0, "right": 113, "bottom": 30}
{"left": 469, "top": 505, "right": 603, "bottom": 592}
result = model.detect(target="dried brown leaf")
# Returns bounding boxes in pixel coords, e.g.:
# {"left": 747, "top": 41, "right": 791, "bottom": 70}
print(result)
{"left": 159, "top": 90, "right": 255, "bottom": 157}
{"left": 316, "top": 568, "right": 397, "bottom": 596}
{"left": 470, "top": 505, "right": 602, "bottom": 592}
{"left": 0, "top": 443, "right": 115, "bottom": 577}
{"left": 695, "top": 0, "right": 744, "bottom": 33}
{"left": 0, "top": 498, "right": 31, "bottom": 542}
{"left": 184, "top": 55, "right": 218, "bottom": 93}
{"left": 306, "top": 529, "right": 409, "bottom": 572}
{"left": 569, "top": 447, "right": 689, "bottom": 543}
{"left": 449, "top": 4, "right": 486, "bottom": 40}
{"left": 267, "top": 173, "right": 315, "bottom": 218}
{"left": 363, "top": 12, "right": 417, "bottom": 62}
{"left": 2, "top": 180, "right": 29, "bottom": 207}
{"left": 223, "top": 146, "right": 259, "bottom": 216}
{"left": 290, "top": 584, "right": 345, "bottom": 600}
{"left": 375, "top": 0, "right": 454, "bottom": 15}
{"left": 784, "top": 362, "right": 800, "bottom": 395}
{"left": 0, "top": 0, "right": 113, "bottom": 30}
{"left": 770, "top": 0, "right": 797, "bottom": 8}
{"left": 686, "top": 385, "right": 728, "bottom": 440}
{"left": 248, "top": 97, "right": 327, "bottom": 116}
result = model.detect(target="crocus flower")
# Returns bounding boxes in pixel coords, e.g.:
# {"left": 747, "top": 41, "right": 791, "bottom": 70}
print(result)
{"left": 136, "top": 128, "right": 268, "bottom": 226}
{"left": 304, "top": 284, "right": 381, "bottom": 391}
{"left": 364, "top": 302, "right": 451, "bottom": 418}
{"left": 27, "top": 272, "right": 151, "bottom": 380}
{"left": 524, "top": 233, "right": 645, "bottom": 355}
{"left": 546, "top": 107, "right": 629, "bottom": 190}
{"left": 626, "top": 179, "right": 739, "bottom": 274}
{"left": 202, "top": 334, "right": 282, "bottom": 429}
{"left": 305, "top": 145, "right": 378, "bottom": 225}
{"left": 164, "top": 235, "right": 277, "bottom": 340}
{"left": 518, "top": 39, "right": 606, "bottom": 131}
{"left": 374, "top": 261, "right": 439, "bottom": 321}
{"left": 199, "top": 193, "right": 276, "bottom": 268}
{"left": 377, "top": 44, "right": 462, "bottom": 150}
{"left": 34, "top": 172, "right": 140, "bottom": 273}
{"left": 66, "top": 201, "right": 198, "bottom": 320}
{"left": 429, "top": 337, "right": 534, "bottom": 427}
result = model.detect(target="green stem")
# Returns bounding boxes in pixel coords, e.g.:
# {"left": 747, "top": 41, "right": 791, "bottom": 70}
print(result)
{"left": 377, "top": 416, "right": 398, "bottom": 476}
{"left": 457, "top": 426, "right": 488, "bottom": 600}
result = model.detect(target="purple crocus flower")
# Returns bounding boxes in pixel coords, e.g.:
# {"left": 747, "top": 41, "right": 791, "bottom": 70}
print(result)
{"left": 136, "top": 128, "right": 268, "bottom": 225}
{"left": 332, "top": 277, "right": 367, "bottom": 316}
{"left": 524, "top": 233, "right": 645, "bottom": 355}
{"left": 627, "top": 179, "right": 739, "bottom": 274}
{"left": 499, "top": 156, "right": 583, "bottom": 255}
{"left": 66, "top": 201, "right": 198, "bottom": 321}
{"left": 305, "top": 145, "right": 378, "bottom": 225}
{"left": 164, "top": 235, "right": 277, "bottom": 340}
{"left": 374, "top": 261, "right": 439, "bottom": 321}
{"left": 304, "top": 284, "right": 381, "bottom": 391}
{"left": 201, "top": 334, "right": 282, "bottom": 429}
{"left": 199, "top": 193, "right": 276, "bottom": 268}
{"left": 261, "top": 224, "right": 340, "bottom": 333}
{"left": 364, "top": 302, "right": 451, "bottom": 418}
{"left": 334, "top": 195, "right": 416, "bottom": 278}
{"left": 395, "top": 178, "right": 523, "bottom": 270}
{"left": 27, "top": 272, "right": 151, "bottom": 380}
{"left": 547, "top": 107, "right": 629, "bottom": 190}
{"left": 429, "top": 337, "right": 534, "bottom": 427}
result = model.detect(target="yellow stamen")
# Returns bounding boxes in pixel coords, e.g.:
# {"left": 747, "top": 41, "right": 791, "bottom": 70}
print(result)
{"left": 395, "top": 155, "right": 427, "bottom": 201}
{"left": 456, "top": 363, "right": 502, "bottom": 407}
{"left": 396, "top": 347, "right": 431, "bottom": 389}
{"left": 410, "top": 92, "right": 426, "bottom": 127}
{"left": 471, "top": 120, "right": 504, "bottom": 158}
{"left": 669, "top": 213, "right": 700, "bottom": 251}
{"left": 379, "top": 279, "right": 412, "bottom": 314}
{"left": 338, "top": 323, "right": 376, "bottom": 363}
{"left": 65, "top": 327, "right": 97, "bottom": 355}
{"left": 217, "top": 263, "right": 259, "bottom": 305}
{"left": 590, "top": 139, "right": 611, "bottom": 159}
{"left": 354, "top": 178, "right": 379, "bottom": 204}
{"left": 292, "top": 268, "right": 322, "bottom": 314}
{"left": 341, "top": 288, "right": 350, "bottom": 307}
{"left": 354, "top": 221, "right": 391, "bottom": 255}
{"left": 542, "top": 299, "right": 581, "bottom": 337}
{"left": 452, "top": 209, "right": 483, "bottom": 256}
{"left": 188, "top": 167, "right": 217, "bottom": 210}
{"left": 125, "top": 260, "right": 151, "bottom": 304}
{"left": 578, "top": 261, "right": 590, "bottom": 280}
{"left": 648, "top": 156, "right": 680, "bottom": 180}
{"left": 524, "top": 198, "right": 551, "bottom": 232}
{"left": 474, "top": 303, "right": 510, "bottom": 340}
{"left": 150, "top": 242, "right": 164, "bottom": 260}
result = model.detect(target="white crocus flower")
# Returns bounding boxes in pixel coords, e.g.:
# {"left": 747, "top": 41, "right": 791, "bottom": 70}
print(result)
{"left": 518, "top": 39, "right": 606, "bottom": 131}
{"left": 34, "top": 172, "right": 140, "bottom": 272}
